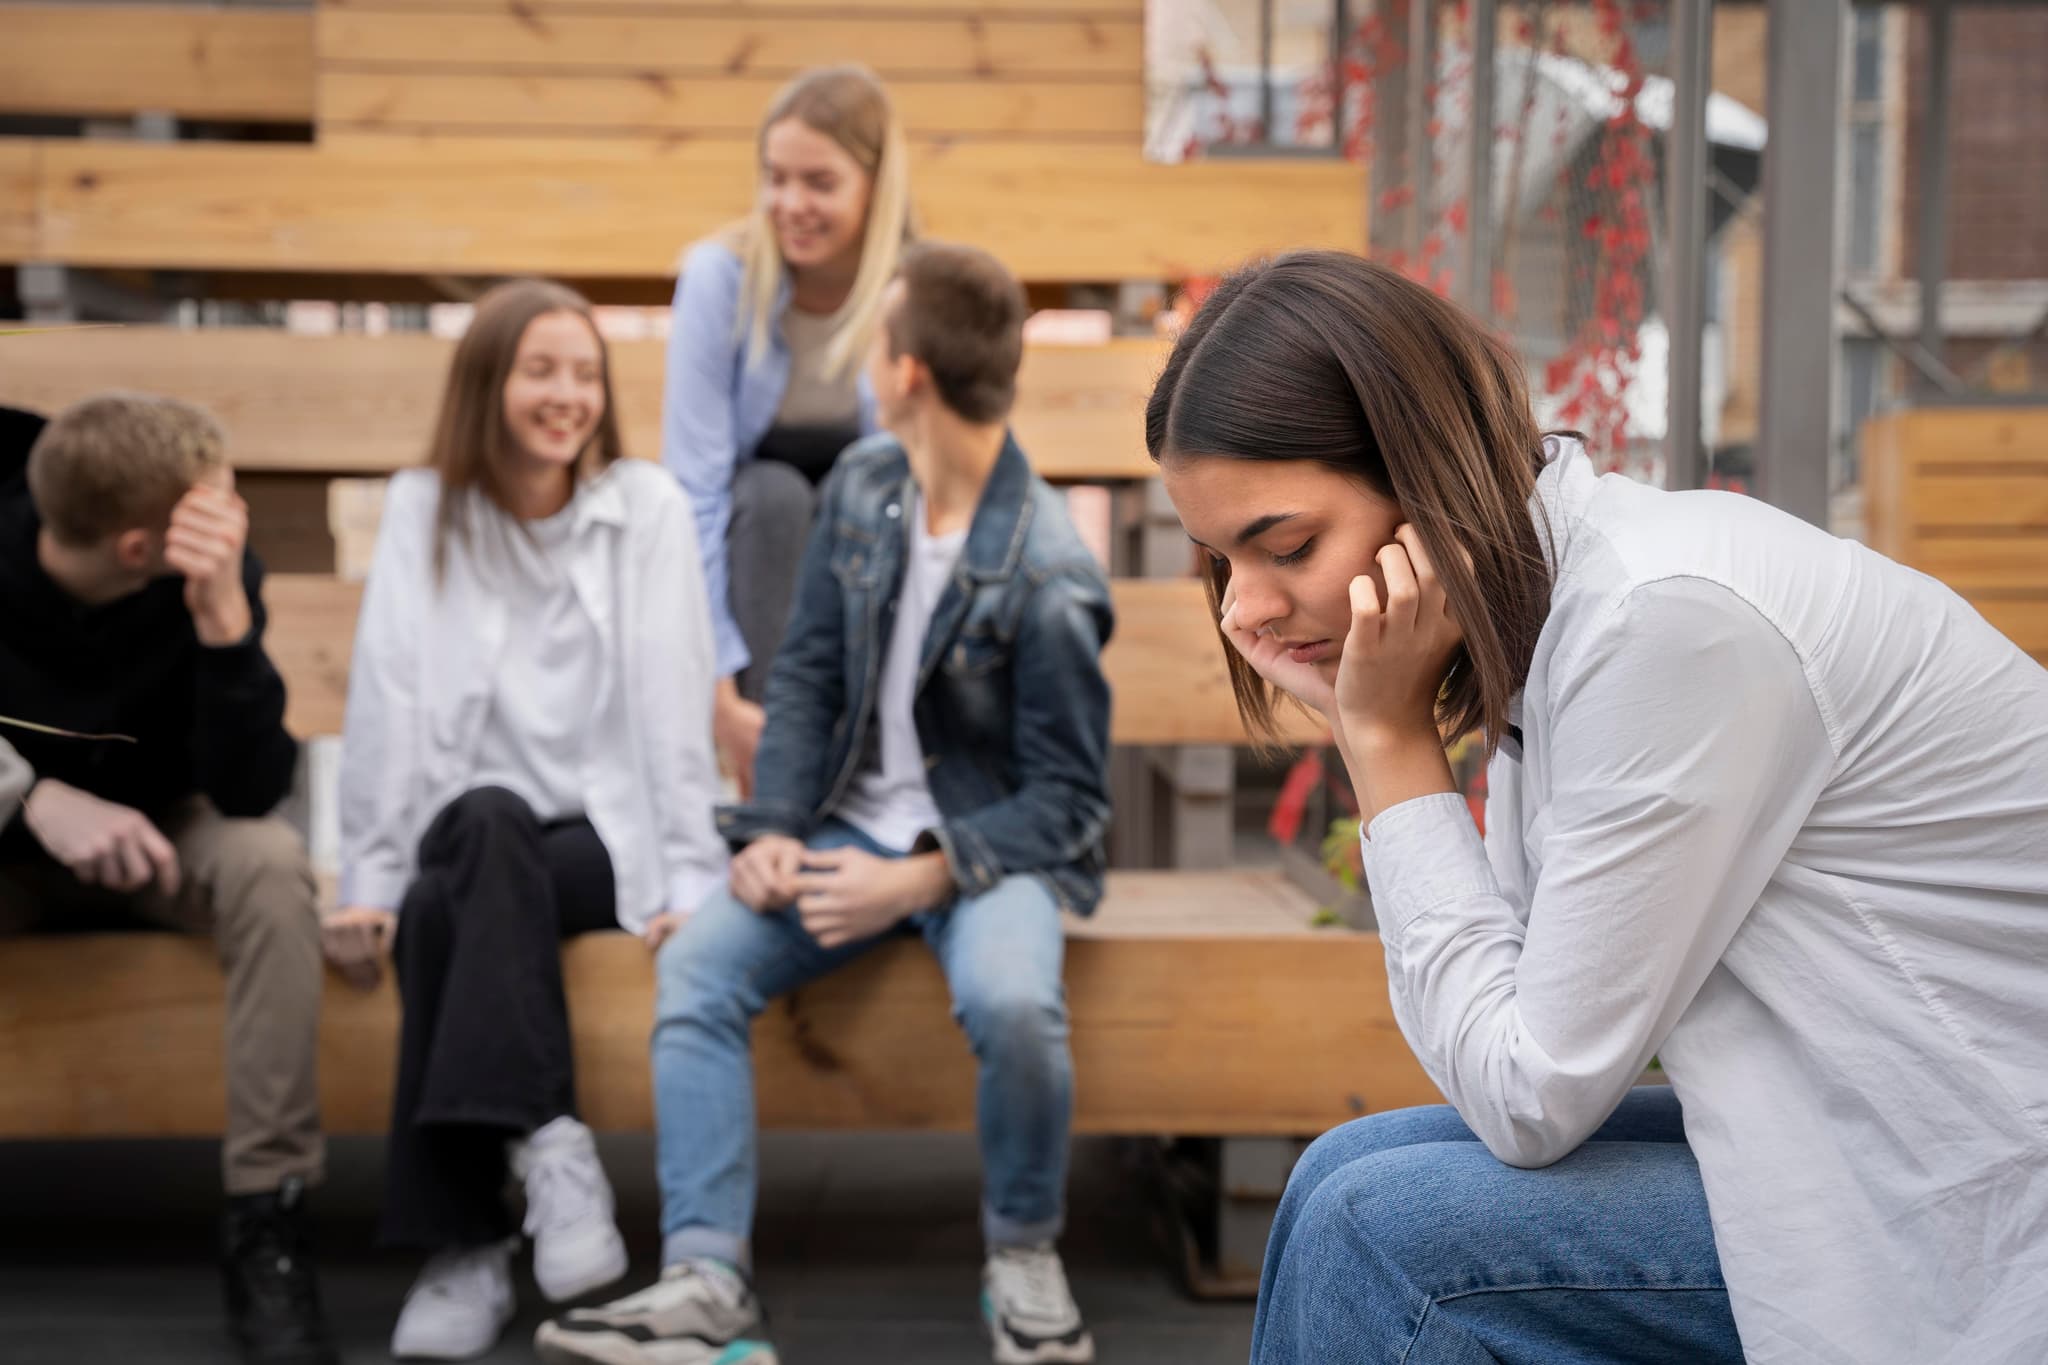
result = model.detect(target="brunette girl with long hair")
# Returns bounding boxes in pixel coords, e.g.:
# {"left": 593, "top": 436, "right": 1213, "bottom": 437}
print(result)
{"left": 325, "top": 279, "right": 727, "bottom": 1361}
{"left": 1151, "top": 251, "right": 2048, "bottom": 1365}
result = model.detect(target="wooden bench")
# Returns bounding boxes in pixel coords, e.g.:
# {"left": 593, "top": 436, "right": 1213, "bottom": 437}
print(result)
{"left": 0, "top": 574, "right": 1341, "bottom": 1143}
{"left": 1, "top": 571, "right": 1407, "bottom": 1288}
{"left": 1863, "top": 405, "right": 2048, "bottom": 665}
{"left": 0, "top": 327, "right": 1168, "bottom": 486}
{"left": 0, "top": 873, "right": 1425, "bottom": 1140}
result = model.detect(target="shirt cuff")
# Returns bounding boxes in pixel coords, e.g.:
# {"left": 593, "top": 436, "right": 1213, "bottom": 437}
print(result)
{"left": 1361, "top": 791, "right": 1497, "bottom": 934}
{"left": 665, "top": 866, "right": 722, "bottom": 920}
{"left": 339, "top": 860, "right": 409, "bottom": 914}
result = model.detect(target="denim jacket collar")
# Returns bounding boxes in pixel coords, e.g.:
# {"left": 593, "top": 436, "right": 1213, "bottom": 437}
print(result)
{"left": 949, "top": 433, "right": 1038, "bottom": 584}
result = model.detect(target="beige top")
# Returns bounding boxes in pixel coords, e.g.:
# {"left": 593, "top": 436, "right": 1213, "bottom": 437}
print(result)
{"left": 775, "top": 306, "right": 863, "bottom": 428}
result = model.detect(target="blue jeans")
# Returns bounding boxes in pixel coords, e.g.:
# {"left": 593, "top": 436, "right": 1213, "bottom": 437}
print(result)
{"left": 652, "top": 819, "right": 1073, "bottom": 1269}
{"left": 1252, "top": 1087, "right": 1743, "bottom": 1365}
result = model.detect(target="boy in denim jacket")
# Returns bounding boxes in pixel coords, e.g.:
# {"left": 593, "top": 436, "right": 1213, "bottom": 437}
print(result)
{"left": 540, "top": 242, "right": 1111, "bottom": 1365}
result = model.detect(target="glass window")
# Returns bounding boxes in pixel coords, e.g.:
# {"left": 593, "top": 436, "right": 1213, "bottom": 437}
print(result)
{"left": 1852, "top": 8, "right": 1884, "bottom": 104}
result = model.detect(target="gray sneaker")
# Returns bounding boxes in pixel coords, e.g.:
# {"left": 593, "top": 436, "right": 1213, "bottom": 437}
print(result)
{"left": 982, "top": 1246, "right": 1094, "bottom": 1364}
{"left": 533, "top": 1258, "right": 775, "bottom": 1365}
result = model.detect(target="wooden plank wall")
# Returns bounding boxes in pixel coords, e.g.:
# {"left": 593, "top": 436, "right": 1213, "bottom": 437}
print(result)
{"left": 1863, "top": 407, "right": 2048, "bottom": 663}
{"left": 0, "top": 3, "right": 314, "bottom": 122}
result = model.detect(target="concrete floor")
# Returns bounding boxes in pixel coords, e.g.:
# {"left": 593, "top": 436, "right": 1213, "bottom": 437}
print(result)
{"left": 0, "top": 1131, "right": 1255, "bottom": 1365}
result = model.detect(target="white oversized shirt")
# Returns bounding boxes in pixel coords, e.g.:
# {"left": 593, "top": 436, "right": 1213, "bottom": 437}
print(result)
{"left": 1363, "top": 438, "right": 2048, "bottom": 1363}
{"left": 338, "top": 461, "right": 728, "bottom": 933}
{"left": 468, "top": 497, "right": 601, "bottom": 822}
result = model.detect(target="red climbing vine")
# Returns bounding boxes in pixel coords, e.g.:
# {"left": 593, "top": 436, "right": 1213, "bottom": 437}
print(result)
{"left": 1179, "top": 0, "right": 1666, "bottom": 469}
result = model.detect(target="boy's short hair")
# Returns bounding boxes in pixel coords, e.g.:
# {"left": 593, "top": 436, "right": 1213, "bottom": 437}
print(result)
{"left": 27, "top": 392, "right": 226, "bottom": 546}
{"left": 884, "top": 241, "right": 1028, "bottom": 424}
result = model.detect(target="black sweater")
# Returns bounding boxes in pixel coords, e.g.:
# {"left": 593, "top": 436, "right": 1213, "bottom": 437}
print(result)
{"left": 0, "top": 407, "right": 298, "bottom": 821}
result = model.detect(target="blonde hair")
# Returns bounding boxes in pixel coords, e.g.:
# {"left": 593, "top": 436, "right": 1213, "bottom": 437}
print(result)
{"left": 734, "top": 65, "right": 914, "bottom": 381}
{"left": 423, "top": 278, "right": 625, "bottom": 576}
{"left": 28, "top": 392, "right": 226, "bottom": 546}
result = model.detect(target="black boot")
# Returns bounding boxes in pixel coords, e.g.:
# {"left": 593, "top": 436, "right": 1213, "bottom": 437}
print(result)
{"left": 221, "top": 1176, "right": 340, "bottom": 1365}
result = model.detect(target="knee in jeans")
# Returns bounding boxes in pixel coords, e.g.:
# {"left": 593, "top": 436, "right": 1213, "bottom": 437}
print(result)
{"left": 653, "top": 909, "right": 758, "bottom": 1034}
{"left": 1291, "top": 1144, "right": 1471, "bottom": 1276}
{"left": 952, "top": 970, "right": 1066, "bottom": 1053}
{"left": 1288, "top": 1114, "right": 1404, "bottom": 1208}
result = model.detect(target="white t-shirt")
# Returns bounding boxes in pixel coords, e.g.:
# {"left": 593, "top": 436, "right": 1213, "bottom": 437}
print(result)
{"left": 1363, "top": 438, "right": 2048, "bottom": 1363}
{"left": 468, "top": 497, "right": 601, "bottom": 822}
{"left": 833, "top": 493, "right": 967, "bottom": 852}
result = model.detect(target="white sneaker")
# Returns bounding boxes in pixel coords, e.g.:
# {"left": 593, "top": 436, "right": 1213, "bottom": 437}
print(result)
{"left": 534, "top": 1258, "right": 774, "bottom": 1365}
{"left": 513, "top": 1116, "right": 630, "bottom": 1303}
{"left": 390, "top": 1242, "right": 517, "bottom": 1361}
{"left": 982, "top": 1246, "right": 1094, "bottom": 1364}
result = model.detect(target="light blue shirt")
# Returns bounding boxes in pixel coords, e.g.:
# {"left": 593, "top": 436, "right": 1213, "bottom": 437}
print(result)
{"left": 660, "top": 239, "right": 879, "bottom": 677}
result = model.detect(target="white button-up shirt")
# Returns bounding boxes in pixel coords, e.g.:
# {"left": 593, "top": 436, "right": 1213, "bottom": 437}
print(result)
{"left": 1364, "top": 438, "right": 2048, "bottom": 1363}
{"left": 339, "top": 460, "right": 727, "bottom": 933}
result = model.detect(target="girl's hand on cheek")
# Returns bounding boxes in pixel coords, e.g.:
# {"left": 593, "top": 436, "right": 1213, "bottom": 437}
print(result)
{"left": 1333, "top": 525, "right": 1465, "bottom": 743}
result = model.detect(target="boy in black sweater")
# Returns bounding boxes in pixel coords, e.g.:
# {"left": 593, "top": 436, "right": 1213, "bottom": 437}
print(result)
{"left": 0, "top": 396, "right": 336, "bottom": 1365}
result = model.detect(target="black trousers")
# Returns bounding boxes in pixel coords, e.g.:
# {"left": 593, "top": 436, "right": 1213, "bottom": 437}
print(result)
{"left": 380, "top": 786, "right": 616, "bottom": 1249}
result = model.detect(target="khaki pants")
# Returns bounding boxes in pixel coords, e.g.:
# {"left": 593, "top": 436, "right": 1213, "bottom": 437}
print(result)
{"left": 0, "top": 796, "right": 326, "bottom": 1195}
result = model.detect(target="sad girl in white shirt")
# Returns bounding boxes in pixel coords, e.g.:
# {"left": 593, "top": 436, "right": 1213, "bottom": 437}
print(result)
{"left": 1151, "top": 251, "right": 2048, "bottom": 1365}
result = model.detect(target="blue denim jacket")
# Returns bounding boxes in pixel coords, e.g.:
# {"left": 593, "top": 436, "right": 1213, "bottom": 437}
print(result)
{"left": 717, "top": 433, "right": 1116, "bottom": 916}
{"left": 661, "top": 238, "right": 879, "bottom": 678}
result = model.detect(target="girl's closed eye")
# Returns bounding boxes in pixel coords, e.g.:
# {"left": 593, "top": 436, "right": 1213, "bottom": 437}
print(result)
{"left": 1272, "top": 537, "right": 1315, "bottom": 567}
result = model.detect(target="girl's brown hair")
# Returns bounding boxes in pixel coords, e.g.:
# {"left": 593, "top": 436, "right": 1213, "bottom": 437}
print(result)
{"left": 423, "top": 278, "right": 624, "bottom": 574}
{"left": 1145, "top": 250, "right": 1552, "bottom": 752}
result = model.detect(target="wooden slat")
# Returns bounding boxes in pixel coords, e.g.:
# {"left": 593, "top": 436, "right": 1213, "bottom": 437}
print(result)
{"left": 0, "top": 4, "right": 314, "bottom": 121}
{"left": 1908, "top": 532, "right": 2048, "bottom": 591}
{"left": 1969, "top": 594, "right": 2048, "bottom": 655}
{"left": 0, "top": 879, "right": 1434, "bottom": 1138}
{"left": 316, "top": 9, "right": 1142, "bottom": 77}
{"left": 1860, "top": 408, "right": 2048, "bottom": 661}
{"left": 262, "top": 573, "right": 1325, "bottom": 748}
{"left": 1893, "top": 408, "right": 2048, "bottom": 470}
{"left": 0, "top": 327, "right": 1163, "bottom": 481}
{"left": 0, "top": 141, "right": 38, "bottom": 261}
{"left": 1909, "top": 472, "right": 2048, "bottom": 529}
{"left": 23, "top": 137, "right": 1367, "bottom": 279}
{"left": 318, "top": 70, "right": 1141, "bottom": 138}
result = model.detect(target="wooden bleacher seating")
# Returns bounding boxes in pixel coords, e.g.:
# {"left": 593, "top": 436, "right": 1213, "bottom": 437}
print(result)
{"left": 2, "top": 327, "right": 1167, "bottom": 485}
{"left": 0, "top": 0, "right": 1410, "bottom": 1184}
{"left": 1863, "top": 406, "right": 2048, "bottom": 665}
{"left": 0, "top": 574, "right": 1402, "bottom": 1143}
{"left": 0, "top": 0, "right": 1367, "bottom": 282}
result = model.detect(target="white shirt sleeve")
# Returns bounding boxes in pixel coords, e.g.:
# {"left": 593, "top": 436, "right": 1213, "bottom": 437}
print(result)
{"left": 623, "top": 474, "right": 729, "bottom": 929}
{"left": 1362, "top": 576, "right": 1838, "bottom": 1167}
{"left": 337, "top": 481, "right": 429, "bottom": 913}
